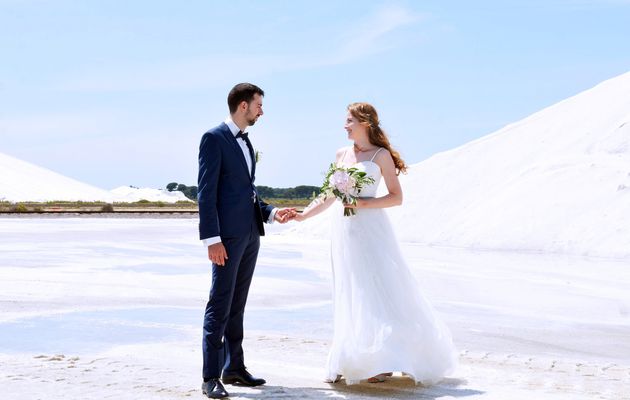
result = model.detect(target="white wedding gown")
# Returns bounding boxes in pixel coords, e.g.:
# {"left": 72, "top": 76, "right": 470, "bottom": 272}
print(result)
{"left": 326, "top": 159, "right": 458, "bottom": 385}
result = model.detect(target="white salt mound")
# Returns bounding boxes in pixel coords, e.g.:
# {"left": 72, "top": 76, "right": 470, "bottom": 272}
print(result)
{"left": 110, "top": 186, "right": 191, "bottom": 203}
{"left": 290, "top": 71, "right": 630, "bottom": 258}
{"left": 0, "top": 151, "right": 115, "bottom": 202}
{"left": 0, "top": 151, "right": 192, "bottom": 204}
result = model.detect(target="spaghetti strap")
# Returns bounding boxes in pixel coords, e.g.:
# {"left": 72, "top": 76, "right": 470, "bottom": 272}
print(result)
{"left": 370, "top": 147, "right": 385, "bottom": 162}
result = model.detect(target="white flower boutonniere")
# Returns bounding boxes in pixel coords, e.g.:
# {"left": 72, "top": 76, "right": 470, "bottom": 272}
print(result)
{"left": 255, "top": 150, "right": 262, "bottom": 163}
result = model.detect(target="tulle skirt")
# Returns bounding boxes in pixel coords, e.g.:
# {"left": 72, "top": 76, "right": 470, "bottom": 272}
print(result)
{"left": 326, "top": 202, "right": 457, "bottom": 385}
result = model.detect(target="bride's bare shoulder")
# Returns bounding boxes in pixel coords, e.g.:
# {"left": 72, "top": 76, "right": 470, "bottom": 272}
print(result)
{"left": 335, "top": 146, "right": 350, "bottom": 161}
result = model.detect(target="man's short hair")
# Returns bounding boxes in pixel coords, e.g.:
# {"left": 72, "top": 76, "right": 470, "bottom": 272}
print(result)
{"left": 228, "top": 83, "right": 265, "bottom": 114}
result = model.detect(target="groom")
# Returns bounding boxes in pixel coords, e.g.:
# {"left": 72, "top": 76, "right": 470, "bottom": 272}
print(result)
{"left": 197, "top": 83, "right": 295, "bottom": 398}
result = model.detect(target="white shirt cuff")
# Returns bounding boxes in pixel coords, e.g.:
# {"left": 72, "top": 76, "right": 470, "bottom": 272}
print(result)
{"left": 203, "top": 236, "right": 222, "bottom": 247}
{"left": 202, "top": 210, "right": 276, "bottom": 243}
{"left": 268, "top": 208, "right": 278, "bottom": 224}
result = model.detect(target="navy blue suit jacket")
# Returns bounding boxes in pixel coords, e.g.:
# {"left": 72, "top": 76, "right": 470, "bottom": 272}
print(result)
{"left": 197, "top": 122, "right": 274, "bottom": 240}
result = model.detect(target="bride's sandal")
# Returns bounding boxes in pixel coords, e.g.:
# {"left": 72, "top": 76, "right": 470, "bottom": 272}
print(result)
{"left": 367, "top": 373, "right": 389, "bottom": 383}
{"left": 324, "top": 375, "right": 342, "bottom": 383}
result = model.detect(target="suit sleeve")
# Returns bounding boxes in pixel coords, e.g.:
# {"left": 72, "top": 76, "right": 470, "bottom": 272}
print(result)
{"left": 258, "top": 197, "right": 276, "bottom": 223}
{"left": 197, "top": 133, "right": 221, "bottom": 240}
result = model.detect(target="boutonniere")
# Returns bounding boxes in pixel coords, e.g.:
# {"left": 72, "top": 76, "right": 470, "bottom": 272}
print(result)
{"left": 255, "top": 150, "right": 262, "bottom": 163}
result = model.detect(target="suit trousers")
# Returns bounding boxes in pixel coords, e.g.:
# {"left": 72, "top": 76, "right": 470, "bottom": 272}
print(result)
{"left": 202, "top": 215, "right": 260, "bottom": 379}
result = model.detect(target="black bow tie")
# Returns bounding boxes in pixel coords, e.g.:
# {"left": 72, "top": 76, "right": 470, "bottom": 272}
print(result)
{"left": 235, "top": 131, "right": 249, "bottom": 140}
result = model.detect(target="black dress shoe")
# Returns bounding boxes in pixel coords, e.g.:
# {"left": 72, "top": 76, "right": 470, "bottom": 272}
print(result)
{"left": 201, "top": 378, "right": 229, "bottom": 398}
{"left": 222, "top": 368, "right": 266, "bottom": 386}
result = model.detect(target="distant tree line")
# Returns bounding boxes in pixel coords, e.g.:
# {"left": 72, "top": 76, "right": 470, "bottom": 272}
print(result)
{"left": 166, "top": 182, "right": 198, "bottom": 200}
{"left": 166, "top": 182, "right": 319, "bottom": 201}
{"left": 256, "top": 185, "right": 320, "bottom": 199}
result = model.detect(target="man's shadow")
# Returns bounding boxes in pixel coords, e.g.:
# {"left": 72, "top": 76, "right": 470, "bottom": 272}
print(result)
{"left": 228, "top": 377, "right": 484, "bottom": 399}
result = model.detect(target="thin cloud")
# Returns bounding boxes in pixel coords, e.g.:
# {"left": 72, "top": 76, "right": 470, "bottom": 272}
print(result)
{"left": 332, "top": 4, "right": 425, "bottom": 64}
{"left": 544, "top": 0, "right": 630, "bottom": 7}
{"left": 56, "top": 5, "right": 426, "bottom": 92}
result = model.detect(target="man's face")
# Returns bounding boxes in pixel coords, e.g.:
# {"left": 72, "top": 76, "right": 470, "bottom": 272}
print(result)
{"left": 245, "top": 94, "right": 264, "bottom": 126}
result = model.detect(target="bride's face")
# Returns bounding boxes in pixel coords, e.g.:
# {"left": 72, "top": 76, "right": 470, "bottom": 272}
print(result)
{"left": 344, "top": 112, "right": 367, "bottom": 141}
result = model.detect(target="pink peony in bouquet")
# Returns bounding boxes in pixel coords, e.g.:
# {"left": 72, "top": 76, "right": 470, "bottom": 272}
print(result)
{"left": 320, "top": 163, "right": 375, "bottom": 216}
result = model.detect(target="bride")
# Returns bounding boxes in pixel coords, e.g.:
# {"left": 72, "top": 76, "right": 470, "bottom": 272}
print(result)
{"left": 293, "top": 102, "right": 457, "bottom": 385}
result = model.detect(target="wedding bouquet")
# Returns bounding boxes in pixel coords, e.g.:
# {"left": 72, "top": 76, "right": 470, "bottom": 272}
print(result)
{"left": 320, "top": 163, "right": 375, "bottom": 216}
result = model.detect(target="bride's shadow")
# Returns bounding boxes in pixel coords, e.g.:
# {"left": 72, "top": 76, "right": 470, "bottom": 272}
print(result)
{"left": 229, "top": 377, "right": 484, "bottom": 399}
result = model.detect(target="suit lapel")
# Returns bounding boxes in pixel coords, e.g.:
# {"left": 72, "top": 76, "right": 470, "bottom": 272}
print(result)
{"left": 221, "top": 124, "right": 253, "bottom": 181}
{"left": 249, "top": 142, "right": 256, "bottom": 180}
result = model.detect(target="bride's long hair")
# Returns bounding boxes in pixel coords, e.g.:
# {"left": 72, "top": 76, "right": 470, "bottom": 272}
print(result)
{"left": 348, "top": 102, "right": 408, "bottom": 175}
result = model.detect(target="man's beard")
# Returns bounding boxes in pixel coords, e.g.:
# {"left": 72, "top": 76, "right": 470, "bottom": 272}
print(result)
{"left": 247, "top": 115, "right": 259, "bottom": 126}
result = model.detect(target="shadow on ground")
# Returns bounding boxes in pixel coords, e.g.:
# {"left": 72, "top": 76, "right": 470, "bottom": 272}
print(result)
{"left": 225, "top": 377, "right": 484, "bottom": 399}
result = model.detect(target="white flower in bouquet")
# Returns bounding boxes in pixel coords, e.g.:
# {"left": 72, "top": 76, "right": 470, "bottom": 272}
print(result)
{"left": 329, "top": 171, "right": 357, "bottom": 196}
{"left": 321, "top": 163, "right": 375, "bottom": 216}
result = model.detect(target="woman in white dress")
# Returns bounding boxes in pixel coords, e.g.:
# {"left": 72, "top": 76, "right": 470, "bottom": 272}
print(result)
{"left": 294, "top": 102, "right": 457, "bottom": 385}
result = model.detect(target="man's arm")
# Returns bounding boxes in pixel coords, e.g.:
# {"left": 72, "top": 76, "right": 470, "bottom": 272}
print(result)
{"left": 198, "top": 133, "right": 229, "bottom": 265}
{"left": 258, "top": 198, "right": 296, "bottom": 224}
{"left": 197, "top": 133, "right": 222, "bottom": 240}
{"left": 258, "top": 198, "right": 276, "bottom": 223}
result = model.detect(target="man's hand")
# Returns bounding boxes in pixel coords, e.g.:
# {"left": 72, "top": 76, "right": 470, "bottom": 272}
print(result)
{"left": 208, "top": 242, "right": 228, "bottom": 266}
{"left": 275, "top": 208, "right": 297, "bottom": 223}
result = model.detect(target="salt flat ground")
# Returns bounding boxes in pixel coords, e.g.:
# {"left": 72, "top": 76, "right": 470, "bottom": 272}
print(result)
{"left": 0, "top": 217, "right": 628, "bottom": 399}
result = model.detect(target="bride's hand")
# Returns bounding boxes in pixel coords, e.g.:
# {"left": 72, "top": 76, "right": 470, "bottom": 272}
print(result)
{"left": 275, "top": 208, "right": 297, "bottom": 223}
{"left": 293, "top": 212, "right": 306, "bottom": 222}
{"left": 343, "top": 199, "right": 364, "bottom": 209}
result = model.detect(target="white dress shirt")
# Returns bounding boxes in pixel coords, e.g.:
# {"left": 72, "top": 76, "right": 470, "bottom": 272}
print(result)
{"left": 202, "top": 117, "right": 277, "bottom": 247}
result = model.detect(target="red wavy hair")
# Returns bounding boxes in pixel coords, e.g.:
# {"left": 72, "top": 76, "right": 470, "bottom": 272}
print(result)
{"left": 348, "top": 102, "right": 407, "bottom": 175}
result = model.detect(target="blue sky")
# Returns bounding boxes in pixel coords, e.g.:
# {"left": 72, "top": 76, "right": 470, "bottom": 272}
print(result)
{"left": 2, "top": 0, "right": 630, "bottom": 189}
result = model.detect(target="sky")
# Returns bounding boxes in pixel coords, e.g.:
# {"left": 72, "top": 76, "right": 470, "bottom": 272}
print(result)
{"left": 2, "top": 0, "right": 630, "bottom": 190}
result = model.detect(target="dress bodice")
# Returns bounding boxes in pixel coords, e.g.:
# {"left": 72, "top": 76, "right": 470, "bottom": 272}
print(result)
{"left": 352, "top": 160, "right": 381, "bottom": 198}
{"left": 337, "top": 146, "right": 384, "bottom": 199}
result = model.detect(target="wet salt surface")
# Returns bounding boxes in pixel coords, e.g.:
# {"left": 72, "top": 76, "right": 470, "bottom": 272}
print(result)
{"left": 1, "top": 217, "right": 629, "bottom": 363}
{"left": 0, "top": 303, "right": 332, "bottom": 354}
{"left": 1, "top": 218, "right": 629, "bottom": 399}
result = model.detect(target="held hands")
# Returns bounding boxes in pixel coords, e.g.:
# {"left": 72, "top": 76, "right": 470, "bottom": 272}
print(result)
{"left": 274, "top": 207, "right": 298, "bottom": 223}
{"left": 209, "top": 208, "right": 298, "bottom": 267}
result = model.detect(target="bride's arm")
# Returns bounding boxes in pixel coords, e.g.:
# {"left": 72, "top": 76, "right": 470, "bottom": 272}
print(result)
{"left": 294, "top": 195, "right": 335, "bottom": 221}
{"left": 294, "top": 148, "right": 345, "bottom": 222}
{"left": 349, "top": 149, "right": 403, "bottom": 209}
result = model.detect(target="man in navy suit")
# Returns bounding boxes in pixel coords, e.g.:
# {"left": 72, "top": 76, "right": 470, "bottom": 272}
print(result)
{"left": 197, "top": 83, "right": 295, "bottom": 398}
